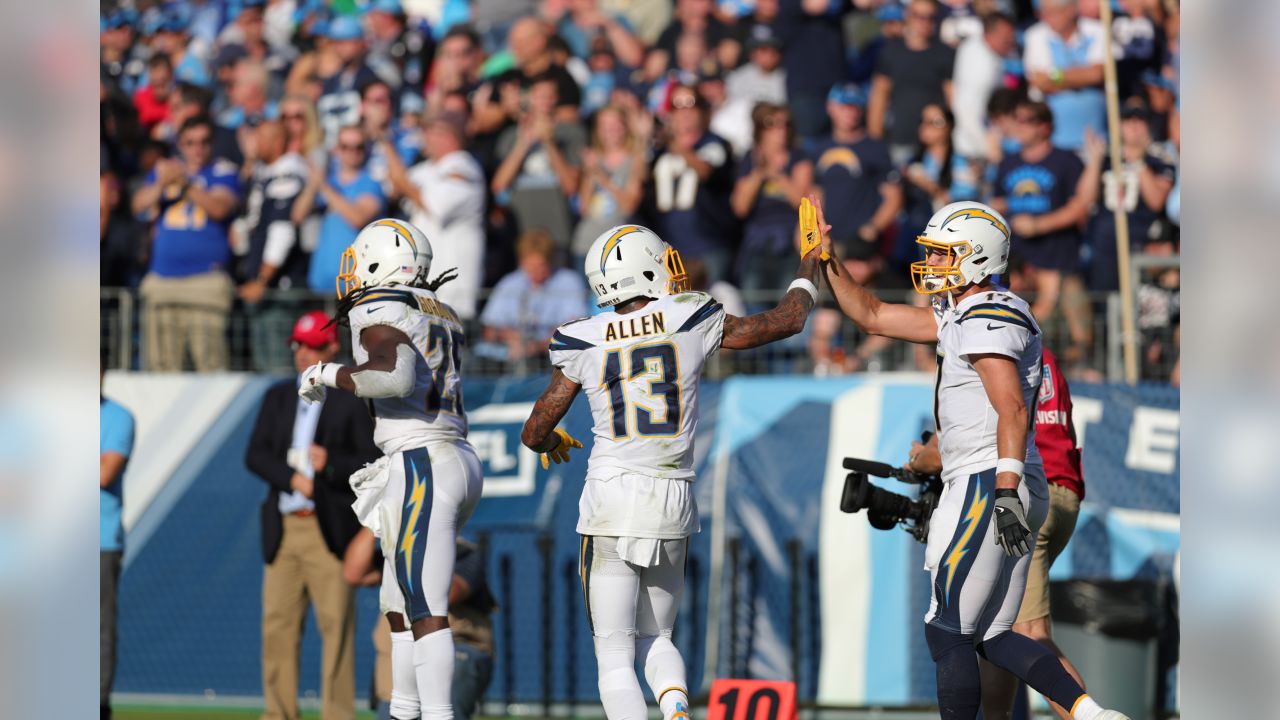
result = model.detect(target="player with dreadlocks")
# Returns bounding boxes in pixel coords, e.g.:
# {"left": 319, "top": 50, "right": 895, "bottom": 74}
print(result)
{"left": 299, "top": 218, "right": 480, "bottom": 720}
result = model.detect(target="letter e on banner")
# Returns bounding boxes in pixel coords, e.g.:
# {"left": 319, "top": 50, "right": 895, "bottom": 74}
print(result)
{"left": 707, "top": 679, "right": 797, "bottom": 720}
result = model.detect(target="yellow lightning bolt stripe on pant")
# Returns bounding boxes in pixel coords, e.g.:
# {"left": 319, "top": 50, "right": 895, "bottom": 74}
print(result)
{"left": 395, "top": 450, "right": 434, "bottom": 620}
{"left": 942, "top": 486, "right": 989, "bottom": 604}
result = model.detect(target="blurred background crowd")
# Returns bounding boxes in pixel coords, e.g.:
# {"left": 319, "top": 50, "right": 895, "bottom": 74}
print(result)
{"left": 99, "top": 0, "right": 1181, "bottom": 382}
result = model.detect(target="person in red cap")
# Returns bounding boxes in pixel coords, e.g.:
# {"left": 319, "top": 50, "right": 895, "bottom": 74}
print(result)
{"left": 244, "top": 309, "right": 381, "bottom": 720}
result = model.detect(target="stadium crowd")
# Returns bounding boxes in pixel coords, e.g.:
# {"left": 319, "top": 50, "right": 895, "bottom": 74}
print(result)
{"left": 99, "top": 0, "right": 1180, "bottom": 381}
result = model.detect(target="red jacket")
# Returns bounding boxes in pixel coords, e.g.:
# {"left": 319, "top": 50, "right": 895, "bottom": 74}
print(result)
{"left": 132, "top": 84, "right": 170, "bottom": 132}
{"left": 1034, "top": 348, "right": 1084, "bottom": 499}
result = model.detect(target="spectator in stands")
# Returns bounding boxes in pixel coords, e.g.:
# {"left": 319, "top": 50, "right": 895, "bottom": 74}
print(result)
{"left": 279, "top": 94, "right": 325, "bottom": 167}
{"left": 425, "top": 25, "right": 484, "bottom": 117}
{"left": 1140, "top": 68, "right": 1177, "bottom": 143}
{"left": 156, "top": 82, "right": 241, "bottom": 167}
{"left": 725, "top": 24, "right": 787, "bottom": 110}
{"left": 101, "top": 169, "right": 140, "bottom": 288}
{"left": 343, "top": 532, "right": 497, "bottom": 720}
{"left": 1023, "top": 0, "right": 1107, "bottom": 152}
{"left": 218, "top": 59, "right": 278, "bottom": 132}
{"left": 901, "top": 104, "right": 975, "bottom": 265}
{"left": 132, "top": 115, "right": 240, "bottom": 371}
{"left": 1112, "top": 0, "right": 1164, "bottom": 99}
{"left": 317, "top": 17, "right": 379, "bottom": 145}
{"left": 245, "top": 310, "right": 379, "bottom": 720}
{"left": 1136, "top": 218, "right": 1179, "bottom": 383}
{"left": 221, "top": 0, "right": 289, "bottom": 93}
{"left": 988, "top": 100, "right": 1091, "bottom": 356}
{"left": 100, "top": 369, "right": 135, "bottom": 720}
{"left": 951, "top": 12, "right": 1017, "bottom": 180}
{"left": 150, "top": 12, "right": 212, "bottom": 89}
{"left": 491, "top": 73, "right": 586, "bottom": 250}
{"left": 294, "top": 125, "right": 384, "bottom": 294}
{"left": 651, "top": 84, "right": 737, "bottom": 282}
{"left": 384, "top": 110, "right": 488, "bottom": 319}
{"left": 364, "top": 0, "right": 433, "bottom": 91}
{"left": 572, "top": 105, "right": 649, "bottom": 266}
{"left": 100, "top": 10, "right": 143, "bottom": 95}
{"left": 240, "top": 121, "right": 311, "bottom": 372}
{"left": 360, "top": 78, "right": 419, "bottom": 196}
{"left": 480, "top": 229, "right": 589, "bottom": 363}
{"left": 774, "top": 0, "right": 845, "bottom": 141}
{"left": 133, "top": 54, "right": 175, "bottom": 135}
{"left": 731, "top": 103, "right": 812, "bottom": 296}
{"left": 473, "top": 17, "right": 582, "bottom": 133}
{"left": 698, "top": 60, "right": 755, "bottom": 158}
{"left": 1079, "top": 98, "right": 1176, "bottom": 291}
{"left": 848, "top": 3, "right": 904, "bottom": 87}
{"left": 809, "top": 83, "right": 901, "bottom": 266}
{"left": 654, "top": 0, "right": 742, "bottom": 75}
{"left": 868, "top": 0, "right": 955, "bottom": 165}
{"left": 550, "top": 0, "right": 647, "bottom": 68}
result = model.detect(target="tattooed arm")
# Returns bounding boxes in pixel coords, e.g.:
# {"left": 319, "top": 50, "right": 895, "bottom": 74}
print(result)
{"left": 721, "top": 253, "right": 821, "bottom": 350}
{"left": 810, "top": 195, "right": 939, "bottom": 344}
{"left": 521, "top": 368, "right": 583, "bottom": 452}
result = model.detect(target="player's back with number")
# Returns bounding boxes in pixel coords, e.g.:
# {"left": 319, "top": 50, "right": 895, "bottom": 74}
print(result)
{"left": 549, "top": 291, "right": 723, "bottom": 479}
{"left": 348, "top": 285, "right": 468, "bottom": 453}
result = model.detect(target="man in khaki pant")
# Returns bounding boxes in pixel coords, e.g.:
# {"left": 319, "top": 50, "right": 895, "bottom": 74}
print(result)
{"left": 130, "top": 115, "right": 241, "bottom": 371}
{"left": 246, "top": 311, "right": 381, "bottom": 719}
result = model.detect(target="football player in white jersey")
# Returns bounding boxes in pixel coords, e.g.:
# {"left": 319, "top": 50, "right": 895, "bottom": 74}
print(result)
{"left": 810, "top": 198, "right": 1128, "bottom": 720}
{"left": 298, "top": 218, "right": 482, "bottom": 720}
{"left": 520, "top": 224, "right": 823, "bottom": 720}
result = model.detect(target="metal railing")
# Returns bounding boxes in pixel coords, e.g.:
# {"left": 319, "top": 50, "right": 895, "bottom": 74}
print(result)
{"left": 102, "top": 280, "right": 1176, "bottom": 382}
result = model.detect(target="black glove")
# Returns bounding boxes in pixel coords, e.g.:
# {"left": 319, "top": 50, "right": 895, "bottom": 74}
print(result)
{"left": 992, "top": 488, "right": 1032, "bottom": 557}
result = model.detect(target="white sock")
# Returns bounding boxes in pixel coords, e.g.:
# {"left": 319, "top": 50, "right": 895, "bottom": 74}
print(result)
{"left": 413, "top": 628, "right": 455, "bottom": 720}
{"left": 389, "top": 630, "right": 420, "bottom": 720}
{"left": 1071, "top": 695, "right": 1104, "bottom": 720}
{"left": 595, "top": 632, "right": 647, "bottom": 720}
{"left": 638, "top": 635, "right": 689, "bottom": 719}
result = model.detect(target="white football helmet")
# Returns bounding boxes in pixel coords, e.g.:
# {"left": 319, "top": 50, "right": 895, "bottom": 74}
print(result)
{"left": 584, "top": 224, "right": 689, "bottom": 308}
{"left": 910, "top": 201, "right": 1011, "bottom": 295}
{"left": 337, "top": 218, "right": 433, "bottom": 299}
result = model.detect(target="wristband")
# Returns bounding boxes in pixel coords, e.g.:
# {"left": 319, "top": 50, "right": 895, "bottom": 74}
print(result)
{"left": 788, "top": 278, "right": 819, "bottom": 304}
{"left": 995, "top": 458, "right": 1024, "bottom": 477}
{"left": 1049, "top": 68, "right": 1064, "bottom": 85}
{"left": 319, "top": 363, "right": 342, "bottom": 388}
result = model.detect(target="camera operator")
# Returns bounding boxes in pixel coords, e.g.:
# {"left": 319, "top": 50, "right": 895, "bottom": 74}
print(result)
{"left": 907, "top": 347, "right": 1089, "bottom": 720}
{"left": 807, "top": 194, "right": 1125, "bottom": 720}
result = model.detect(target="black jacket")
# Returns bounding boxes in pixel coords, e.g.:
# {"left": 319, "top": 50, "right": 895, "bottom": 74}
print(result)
{"left": 245, "top": 379, "right": 381, "bottom": 564}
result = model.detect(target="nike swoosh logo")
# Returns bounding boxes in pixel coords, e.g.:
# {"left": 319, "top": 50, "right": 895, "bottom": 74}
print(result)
{"left": 986, "top": 323, "right": 1004, "bottom": 330}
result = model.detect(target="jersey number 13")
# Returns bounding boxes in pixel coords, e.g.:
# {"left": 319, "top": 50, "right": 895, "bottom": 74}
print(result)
{"left": 603, "top": 342, "right": 682, "bottom": 438}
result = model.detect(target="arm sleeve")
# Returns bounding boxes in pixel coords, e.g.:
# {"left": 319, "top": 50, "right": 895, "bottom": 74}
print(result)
{"left": 262, "top": 221, "right": 295, "bottom": 268}
{"left": 548, "top": 323, "right": 594, "bottom": 384}
{"left": 1022, "top": 26, "right": 1052, "bottom": 74}
{"left": 957, "top": 319, "right": 1031, "bottom": 362}
{"left": 432, "top": 166, "right": 483, "bottom": 225}
{"left": 678, "top": 293, "right": 727, "bottom": 358}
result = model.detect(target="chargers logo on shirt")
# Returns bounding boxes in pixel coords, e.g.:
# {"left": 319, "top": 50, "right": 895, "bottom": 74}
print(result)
{"left": 816, "top": 146, "right": 863, "bottom": 176}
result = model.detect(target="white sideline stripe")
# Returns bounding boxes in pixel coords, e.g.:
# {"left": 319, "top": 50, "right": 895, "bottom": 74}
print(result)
{"left": 817, "top": 383, "right": 883, "bottom": 705}
{"left": 103, "top": 372, "right": 251, "bottom": 532}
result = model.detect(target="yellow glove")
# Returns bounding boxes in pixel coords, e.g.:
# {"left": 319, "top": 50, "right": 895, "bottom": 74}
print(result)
{"left": 540, "top": 428, "right": 584, "bottom": 469}
{"left": 799, "top": 197, "right": 829, "bottom": 261}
